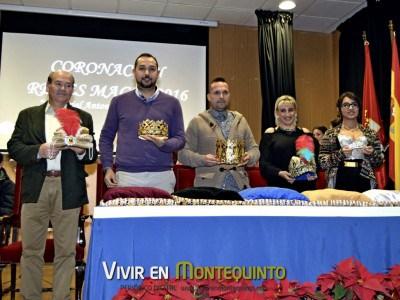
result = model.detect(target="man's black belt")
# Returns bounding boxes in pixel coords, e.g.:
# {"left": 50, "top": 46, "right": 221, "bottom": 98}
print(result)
{"left": 45, "top": 170, "right": 61, "bottom": 177}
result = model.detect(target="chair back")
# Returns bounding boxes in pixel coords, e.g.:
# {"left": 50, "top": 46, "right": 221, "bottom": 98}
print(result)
{"left": 96, "top": 161, "right": 113, "bottom": 206}
{"left": 11, "top": 165, "right": 22, "bottom": 228}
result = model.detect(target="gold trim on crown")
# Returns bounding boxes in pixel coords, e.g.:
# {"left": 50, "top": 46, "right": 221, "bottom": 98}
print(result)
{"left": 216, "top": 139, "right": 245, "bottom": 165}
{"left": 138, "top": 119, "right": 169, "bottom": 137}
{"left": 288, "top": 156, "right": 317, "bottom": 178}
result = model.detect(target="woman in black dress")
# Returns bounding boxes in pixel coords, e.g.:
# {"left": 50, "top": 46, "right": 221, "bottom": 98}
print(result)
{"left": 259, "top": 95, "right": 318, "bottom": 192}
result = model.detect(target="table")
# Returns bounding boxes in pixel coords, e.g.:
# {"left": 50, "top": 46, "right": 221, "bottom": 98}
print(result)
{"left": 83, "top": 205, "right": 400, "bottom": 299}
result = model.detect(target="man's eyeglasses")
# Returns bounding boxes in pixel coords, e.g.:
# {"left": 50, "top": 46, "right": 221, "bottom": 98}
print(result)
{"left": 341, "top": 102, "right": 359, "bottom": 109}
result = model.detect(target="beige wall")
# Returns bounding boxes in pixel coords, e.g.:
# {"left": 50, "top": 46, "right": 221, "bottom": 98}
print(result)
{"left": 209, "top": 24, "right": 262, "bottom": 141}
{"left": 209, "top": 24, "right": 340, "bottom": 142}
{"left": 293, "top": 30, "right": 340, "bottom": 131}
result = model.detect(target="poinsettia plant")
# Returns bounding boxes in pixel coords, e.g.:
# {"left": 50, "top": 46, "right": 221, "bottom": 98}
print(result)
{"left": 112, "top": 258, "right": 400, "bottom": 300}
{"left": 316, "top": 258, "right": 399, "bottom": 300}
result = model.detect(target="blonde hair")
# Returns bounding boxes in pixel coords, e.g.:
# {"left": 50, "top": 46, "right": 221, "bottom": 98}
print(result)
{"left": 274, "top": 95, "right": 297, "bottom": 127}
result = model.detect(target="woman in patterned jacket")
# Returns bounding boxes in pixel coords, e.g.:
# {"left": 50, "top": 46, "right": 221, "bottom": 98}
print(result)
{"left": 319, "top": 92, "right": 384, "bottom": 192}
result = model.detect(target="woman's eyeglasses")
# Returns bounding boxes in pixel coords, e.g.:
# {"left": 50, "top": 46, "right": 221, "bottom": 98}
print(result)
{"left": 341, "top": 102, "right": 359, "bottom": 109}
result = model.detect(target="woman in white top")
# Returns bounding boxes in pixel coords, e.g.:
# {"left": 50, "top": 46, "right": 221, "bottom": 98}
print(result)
{"left": 319, "top": 92, "right": 384, "bottom": 192}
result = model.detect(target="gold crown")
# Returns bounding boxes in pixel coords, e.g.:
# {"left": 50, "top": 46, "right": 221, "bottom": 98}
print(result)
{"left": 216, "top": 139, "right": 245, "bottom": 165}
{"left": 288, "top": 156, "right": 317, "bottom": 178}
{"left": 138, "top": 119, "right": 169, "bottom": 137}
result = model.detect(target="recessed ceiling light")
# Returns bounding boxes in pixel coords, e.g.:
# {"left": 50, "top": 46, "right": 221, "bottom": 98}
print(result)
{"left": 279, "top": 0, "right": 296, "bottom": 10}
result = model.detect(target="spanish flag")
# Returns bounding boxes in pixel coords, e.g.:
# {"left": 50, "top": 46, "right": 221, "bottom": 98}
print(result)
{"left": 362, "top": 37, "right": 387, "bottom": 189}
{"left": 389, "top": 29, "right": 400, "bottom": 189}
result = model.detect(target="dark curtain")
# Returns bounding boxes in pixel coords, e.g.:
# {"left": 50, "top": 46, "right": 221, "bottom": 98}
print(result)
{"left": 256, "top": 10, "right": 295, "bottom": 132}
{"left": 338, "top": 0, "right": 400, "bottom": 139}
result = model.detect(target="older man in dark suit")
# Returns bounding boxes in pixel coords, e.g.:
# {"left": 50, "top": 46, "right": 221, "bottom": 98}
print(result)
{"left": 7, "top": 70, "right": 97, "bottom": 299}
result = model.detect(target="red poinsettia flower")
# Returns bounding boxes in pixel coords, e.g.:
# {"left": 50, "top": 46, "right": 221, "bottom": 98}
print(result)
{"left": 260, "top": 279, "right": 279, "bottom": 300}
{"left": 351, "top": 259, "right": 390, "bottom": 299}
{"left": 187, "top": 279, "right": 212, "bottom": 299}
{"left": 226, "top": 279, "right": 263, "bottom": 300}
{"left": 329, "top": 257, "right": 390, "bottom": 300}
{"left": 111, "top": 260, "right": 400, "bottom": 300}
{"left": 375, "top": 272, "right": 393, "bottom": 292}
{"left": 280, "top": 279, "right": 319, "bottom": 300}
{"left": 140, "top": 278, "right": 169, "bottom": 299}
{"left": 207, "top": 278, "right": 263, "bottom": 300}
{"left": 112, "top": 288, "right": 135, "bottom": 300}
{"left": 316, "top": 272, "right": 339, "bottom": 294}
{"left": 389, "top": 264, "right": 400, "bottom": 287}
{"left": 278, "top": 279, "right": 301, "bottom": 299}
{"left": 164, "top": 278, "right": 196, "bottom": 299}
{"left": 390, "top": 265, "right": 400, "bottom": 277}
{"left": 334, "top": 257, "right": 357, "bottom": 285}
{"left": 259, "top": 279, "right": 317, "bottom": 300}
{"left": 386, "top": 265, "right": 400, "bottom": 298}
{"left": 127, "top": 288, "right": 147, "bottom": 300}
{"left": 207, "top": 279, "right": 231, "bottom": 298}
{"left": 296, "top": 282, "right": 317, "bottom": 298}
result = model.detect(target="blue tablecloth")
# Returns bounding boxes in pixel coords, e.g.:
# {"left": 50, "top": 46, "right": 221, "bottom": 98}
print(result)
{"left": 83, "top": 205, "right": 400, "bottom": 299}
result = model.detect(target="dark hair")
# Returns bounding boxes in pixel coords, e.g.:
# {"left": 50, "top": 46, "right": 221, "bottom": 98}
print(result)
{"left": 0, "top": 153, "right": 3, "bottom": 164}
{"left": 47, "top": 71, "right": 75, "bottom": 85}
{"left": 209, "top": 77, "right": 227, "bottom": 92}
{"left": 312, "top": 126, "right": 327, "bottom": 134}
{"left": 333, "top": 91, "right": 362, "bottom": 124}
{"left": 134, "top": 53, "right": 159, "bottom": 69}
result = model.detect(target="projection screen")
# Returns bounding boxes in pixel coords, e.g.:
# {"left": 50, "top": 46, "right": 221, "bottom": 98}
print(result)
{"left": 0, "top": 32, "right": 206, "bottom": 150}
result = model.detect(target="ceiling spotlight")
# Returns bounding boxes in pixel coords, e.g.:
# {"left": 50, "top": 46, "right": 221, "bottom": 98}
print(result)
{"left": 279, "top": 0, "right": 296, "bottom": 10}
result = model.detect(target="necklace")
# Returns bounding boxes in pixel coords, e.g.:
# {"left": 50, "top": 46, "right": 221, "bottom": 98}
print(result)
{"left": 279, "top": 126, "right": 296, "bottom": 132}
{"left": 341, "top": 124, "right": 359, "bottom": 131}
{"left": 340, "top": 124, "right": 362, "bottom": 139}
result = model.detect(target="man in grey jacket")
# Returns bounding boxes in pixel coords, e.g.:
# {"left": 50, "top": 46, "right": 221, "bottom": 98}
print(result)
{"left": 178, "top": 77, "right": 259, "bottom": 191}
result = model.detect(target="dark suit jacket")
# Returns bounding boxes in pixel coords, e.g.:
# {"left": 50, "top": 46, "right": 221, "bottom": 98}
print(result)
{"left": 0, "top": 168, "right": 15, "bottom": 215}
{"left": 7, "top": 102, "right": 98, "bottom": 209}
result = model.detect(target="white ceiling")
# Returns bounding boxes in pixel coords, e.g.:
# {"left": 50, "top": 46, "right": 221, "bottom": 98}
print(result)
{"left": 0, "top": 0, "right": 367, "bottom": 33}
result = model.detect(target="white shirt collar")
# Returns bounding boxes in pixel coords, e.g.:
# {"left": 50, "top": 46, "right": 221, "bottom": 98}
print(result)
{"left": 135, "top": 87, "right": 160, "bottom": 103}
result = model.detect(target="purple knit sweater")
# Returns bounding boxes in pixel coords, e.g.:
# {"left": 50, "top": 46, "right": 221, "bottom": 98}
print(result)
{"left": 99, "top": 90, "right": 185, "bottom": 172}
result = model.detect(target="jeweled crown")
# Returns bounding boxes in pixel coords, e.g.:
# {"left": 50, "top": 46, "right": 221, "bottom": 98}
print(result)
{"left": 216, "top": 139, "right": 245, "bottom": 165}
{"left": 138, "top": 119, "right": 169, "bottom": 137}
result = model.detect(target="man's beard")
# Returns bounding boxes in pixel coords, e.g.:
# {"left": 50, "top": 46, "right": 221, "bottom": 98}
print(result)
{"left": 137, "top": 77, "right": 156, "bottom": 89}
{"left": 215, "top": 100, "right": 227, "bottom": 111}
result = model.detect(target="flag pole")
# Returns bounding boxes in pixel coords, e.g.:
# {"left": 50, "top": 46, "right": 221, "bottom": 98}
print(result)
{"left": 362, "top": 31, "right": 369, "bottom": 129}
{"left": 362, "top": 29, "right": 388, "bottom": 189}
{"left": 388, "top": 19, "right": 400, "bottom": 189}
{"left": 389, "top": 20, "right": 396, "bottom": 41}
{"left": 389, "top": 20, "right": 393, "bottom": 36}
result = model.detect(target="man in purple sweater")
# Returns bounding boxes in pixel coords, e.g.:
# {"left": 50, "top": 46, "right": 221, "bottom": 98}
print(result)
{"left": 99, "top": 53, "right": 185, "bottom": 193}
